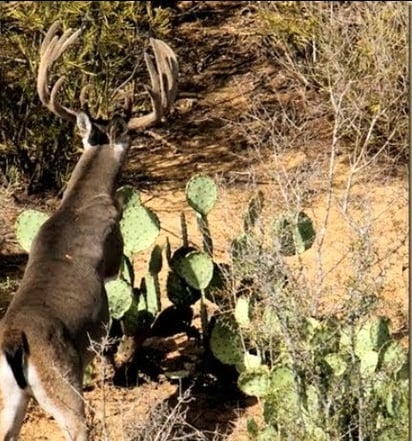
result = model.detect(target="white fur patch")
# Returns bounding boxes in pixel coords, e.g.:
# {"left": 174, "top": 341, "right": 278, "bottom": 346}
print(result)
{"left": 0, "top": 354, "right": 30, "bottom": 440}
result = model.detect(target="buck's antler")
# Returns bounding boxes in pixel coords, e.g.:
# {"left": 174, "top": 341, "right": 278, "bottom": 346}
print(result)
{"left": 127, "top": 38, "right": 179, "bottom": 130}
{"left": 37, "top": 21, "right": 81, "bottom": 123}
{"left": 37, "top": 21, "right": 179, "bottom": 130}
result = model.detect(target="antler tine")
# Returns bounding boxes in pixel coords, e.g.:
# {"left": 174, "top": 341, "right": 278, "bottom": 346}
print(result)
{"left": 127, "top": 39, "right": 179, "bottom": 131}
{"left": 152, "top": 39, "right": 179, "bottom": 112}
{"left": 37, "top": 21, "right": 82, "bottom": 122}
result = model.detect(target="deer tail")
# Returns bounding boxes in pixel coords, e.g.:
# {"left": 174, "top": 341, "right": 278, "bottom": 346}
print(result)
{"left": 2, "top": 329, "right": 29, "bottom": 389}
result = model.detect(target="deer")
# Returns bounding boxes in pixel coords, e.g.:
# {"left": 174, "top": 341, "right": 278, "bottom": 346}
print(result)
{"left": 0, "top": 21, "right": 178, "bottom": 441}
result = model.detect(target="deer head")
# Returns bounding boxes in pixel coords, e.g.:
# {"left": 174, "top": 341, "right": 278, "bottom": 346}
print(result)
{"left": 37, "top": 21, "right": 179, "bottom": 134}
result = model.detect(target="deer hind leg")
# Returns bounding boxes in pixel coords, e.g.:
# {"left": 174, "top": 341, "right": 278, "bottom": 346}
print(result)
{"left": 0, "top": 354, "right": 30, "bottom": 441}
{"left": 27, "top": 346, "right": 88, "bottom": 441}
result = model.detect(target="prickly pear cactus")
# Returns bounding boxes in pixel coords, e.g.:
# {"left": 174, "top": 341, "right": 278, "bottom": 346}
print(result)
{"left": 186, "top": 175, "right": 217, "bottom": 216}
{"left": 355, "top": 316, "right": 391, "bottom": 355}
{"left": 120, "top": 204, "right": 160, "bottom": 257}
{"left": 116, "top": 185, "right": 142, "bottom": 209}
{"left": 170, "top": 246, "right": 196, "bottom": 273}
{"left": 238, "top": 366, "right": 271, "bottom": 398}
{"left": 175, "top": 250, "right": 214, "bottom": 291}
{"left": 209, "top": 316, "right": 244, "bottom": 366}
{"left": 353, "top": 317, "right": 391, "bottom": 377}
{"left": 235, "top": 296, "right": 251, "bottom": 328}
{"left": 121, "top": 296, "right": 143, "bottom": 336}
{"left": 166, "top": 271, "right": 201, "bottom": 306}
{"left": 264, "top": 367, "right": 300, "bottom": 422}
{"left": 380, "top": 340, "right": 407, "bottom": 374}
{"left": 272, "top": 211, "right": 316, "bottom": 256}
{"left": 149, "top": 247, "right": 163, "bottom": 272}
{"left": 15, "top": 209, "right": 49, "bottom": 253}
{"left": 105, "top": 279, "right": 134, "bottom": 320}
{"left": 139, "top": 272, "right": 160, "bottom": 316}
{"left": 324, "top": 353, "right": 347, "bottom": 377}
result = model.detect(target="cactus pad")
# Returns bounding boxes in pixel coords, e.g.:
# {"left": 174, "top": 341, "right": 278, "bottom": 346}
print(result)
{"left": 209, "top": 316, "right": 243, "bottom": 366}
{"left": 175, "top": 250, "right": 214, "bottom": 290}
{"left": 186, "top": 175, "right": 217, "bottom": 216}
{"left": 105, "top": 279, "right": 134, "bottom": 319}
{"left": 116, "top": 185, "right": 141, "bottom": 209}
{"left": 15, "top": 209, "right": 49, "bottom": 253}
{"left": 354, "top": 316, "right": 390, "bottom": 357}
{"left": 120, "top": 205, "right": 160, "bottom": 256}
{"left": 139, "top": 273, "right": 161, "bottom": 316}
{"left": 235, "top": 296, "right": 251, "bottom": 328}
{"left": 166, "top": 271, "right": 201, "bottom": 306}
{"left": 238, "top": 366, "right": 271, "bottom": 397}
{"left": 324, "top": 353, "right": 347, "bottom": 376}
{"left": 170, "top": 246, "right": 196, "bottom": 273}
{"left": 272, "top": 211, "right": 316, "bottom": 256}
{"left": 149, "top": 244, "right": 163, "bottom": 274}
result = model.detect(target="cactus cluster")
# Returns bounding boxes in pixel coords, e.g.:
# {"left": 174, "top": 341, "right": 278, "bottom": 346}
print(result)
{"left": 241, "top": 315, "right": 408, "bottom": 440}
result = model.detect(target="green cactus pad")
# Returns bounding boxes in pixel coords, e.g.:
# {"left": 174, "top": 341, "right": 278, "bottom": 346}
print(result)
{"left": 170, "top": 246, "right": 196, "bottom": 273}
{"left": 209, "top": 317, "right": 243, "bottom": 366}
{"left": 116, "top": 185, "right": 141, "bottom": 209}
{"left": 359, "top": 350, "right": 379, "bottom": 377}
{"left": 15, "top": 209, "right": 49, "bottom": 253}
{"left": 175, "top": 250, "right": 214, "bottom": 291}
{"left": 256, "top": 426, "right": 278, "bottom": 441}
{"left": 354, "top": 316, "right": 390, "bottom": 357}
{"left": 267, "top": 367, "right": 300, "bottom": 417}
{"left": 270, "top": 366, "right": 296, "bottom": 392}
{"left": 149, "top": 244, "right": 163, "bottom": 274}
{"left": 120, "top": 205, "right": 160, "bottom": 256}
{"left": 166, "top": 271, "right": 201, "bottom": 306}
{"left": 186, "top": 175, "right": 218, "bottom": 216}
{"left": 272, "top": 211, "right": 316, "bottom": 256}
{"left": 380, "top": 341, "right": 407, "bottom": 373}
{"left": 238, "top": 366, "right": 271, "bottom": 397}
{"left": 235, "top": 296, "right": 251, "bottom": 328}
{"left": 105, "top": 279, "right": 134, "bottom": 320}
{"left": 242, "top": 351, "right": 262, "bottom": 370}
{"left": 324, "top": 353, "right": 347, "bottom": 376}
{"left": 121, "top": 299, "right": 142, "bottom": 336}
{"left": 139, "top": 273, "right": 161, "bottom": 316}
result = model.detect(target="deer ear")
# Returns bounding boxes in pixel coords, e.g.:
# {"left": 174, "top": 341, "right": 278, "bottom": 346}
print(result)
{"left": 76, "top": 111, "right": 93, "bottom": 149}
